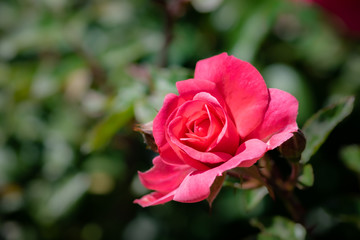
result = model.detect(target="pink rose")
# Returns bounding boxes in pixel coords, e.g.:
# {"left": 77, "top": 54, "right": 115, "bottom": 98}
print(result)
{"left": 134, "top": 53, "right": 299, "bottom": 207}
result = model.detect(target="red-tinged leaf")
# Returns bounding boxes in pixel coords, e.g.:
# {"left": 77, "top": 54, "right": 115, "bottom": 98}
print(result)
{"left": 207, "top": 173, "right": 226, "bottom": 207}
{"left": 229, "top": 166, "right": 275, "bottom": 200}
{"left": 134, "top": 121, "right": 158, "bottom": 152}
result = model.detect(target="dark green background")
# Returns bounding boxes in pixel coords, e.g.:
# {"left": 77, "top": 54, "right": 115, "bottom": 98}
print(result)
{"left": 0, "top": 0, "right": 359, "bottom": 239}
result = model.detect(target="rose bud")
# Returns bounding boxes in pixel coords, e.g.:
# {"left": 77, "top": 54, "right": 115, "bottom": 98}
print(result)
{"left": 278, "top": 130, "right": 306, "bottom": 162}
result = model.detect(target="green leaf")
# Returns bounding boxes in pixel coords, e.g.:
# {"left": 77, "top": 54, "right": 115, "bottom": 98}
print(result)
{"left": 251, "top": 216, "right": 306, "bottom": 240}
{"left": 29, "top": 173, "right": 90, "bottom": 225}
{"left": 300, "top": 96, "right": 355, "bottom": 164}
{"left": 244, "top": 187, "right": 269, "bottom": 212}
{"left": 313, "top": 196, "right": 360, "bottom": 229}
{"left": 340, "top": 145, "right": 360, "bottom": 174}
{"left": 229, "top": 0, "right": 281, "bottom": 62}
{"left": 82, "top": 104, "right": 134, "bottom": 153}
{"left": 297, "top": 164, "right": 314, "bottom": 188}
{"left": 0, "top": 147, "right": 17, "bottom": 184}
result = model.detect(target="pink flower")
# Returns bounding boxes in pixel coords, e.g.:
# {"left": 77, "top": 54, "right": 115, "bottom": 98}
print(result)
{"left": 134, "top": 53, "right": 299, "bottom": 207}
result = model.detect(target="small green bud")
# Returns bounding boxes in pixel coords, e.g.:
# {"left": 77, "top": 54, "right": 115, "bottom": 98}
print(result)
{"left": 278, "top": 130, "right": 306, "bottom": 162}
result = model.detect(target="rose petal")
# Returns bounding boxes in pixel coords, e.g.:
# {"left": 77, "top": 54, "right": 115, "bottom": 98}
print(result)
{"left": 138, "top": 156, "right": 193, "bottom": 193}
{"left": 205, "top": 102, "right": 239, "bottom": 155}
{"left": 174, "top": 99, "right": 208, "bottom": 119}
{"left": 194, "top": 53, "right": 269, "bottom": 138}
{"left": 153, "top": 93, "right": 188, "bottom": 166}
{"left": 168, "top": 116, "right": 231, "bottom": 167}
{"left": 160, "top": 142, "right": 186, "bottom": 166}
{"left": 153, "top": 93, "right": 183, "bottom": 149}
{"left": 247, "top": 88, "right": 299, "bottom": 150}
{"left": 166, "top": 116, "right": 211, "bottom": 170}
{"left": 173, "top": 139, "right": 267, "bottom": 203}
{"left": 176, "top": 79, "right": 225, "bottom": 106}
{"left": 134, "top": 191, "right": 176, "bottom": 207}
{"left": 176, "top": 94, "right": 225, "bottom": 151}
{"left": 192, "top": 92, "right": 240, "bottom": 154}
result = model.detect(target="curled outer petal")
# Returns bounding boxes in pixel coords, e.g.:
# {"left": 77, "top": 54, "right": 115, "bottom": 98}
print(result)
{"left": 173, "top": 139, "right": 268, "bottom": 203}
{"left": 194, "top": 53, "right": 270, "bottom": 138}
{"left": 247, "top": 88, "right": 299, "bottom": 150}
{"left": 137, "top": 156, "right": 193, "bottom": 193}
{"left": 133, "top": 156, "right": 193, "bottom": 207}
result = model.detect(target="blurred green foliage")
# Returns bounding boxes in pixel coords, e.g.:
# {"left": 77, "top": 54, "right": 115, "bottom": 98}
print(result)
{"left": 0, "top": 0, "right": 359, "bottom": 239}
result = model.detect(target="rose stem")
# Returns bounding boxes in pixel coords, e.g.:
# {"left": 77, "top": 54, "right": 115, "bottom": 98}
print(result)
{"left": 154, "top": 0, "right": 189, "bottom": 68}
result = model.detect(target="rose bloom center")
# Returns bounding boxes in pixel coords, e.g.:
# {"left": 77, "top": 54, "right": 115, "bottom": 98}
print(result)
{"left": 178, "top": 103, "right": 224, "bottom": 152}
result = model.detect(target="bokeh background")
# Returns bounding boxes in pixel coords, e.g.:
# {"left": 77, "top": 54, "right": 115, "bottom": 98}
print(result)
{"left": 0, "top": 0, "right": 359, "bottom": 239}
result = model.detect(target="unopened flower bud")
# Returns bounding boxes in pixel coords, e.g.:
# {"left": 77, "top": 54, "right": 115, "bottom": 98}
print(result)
{"left": 278, "top": 130, "right": 306, "bottom": 162}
